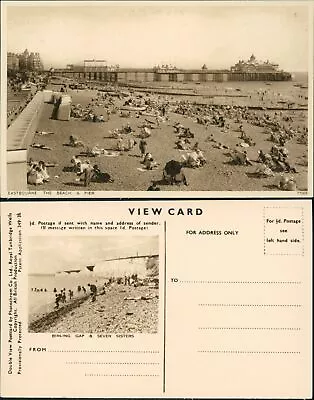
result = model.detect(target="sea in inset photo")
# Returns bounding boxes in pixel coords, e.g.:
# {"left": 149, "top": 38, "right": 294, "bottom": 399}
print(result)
{"left": 28, "top": 235, "right": 159, "bottom": 333}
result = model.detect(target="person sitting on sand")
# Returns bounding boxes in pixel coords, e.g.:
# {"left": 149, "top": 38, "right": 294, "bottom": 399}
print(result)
{"left": 27, "top": 165, "right": 44, "bottom": 185}
{"left": 116, "top": 137, "right": 124, "bottom": 151}
{"left": 147, "top": 182, "right": 161, "bottom": 191}
{"left": 143, "top": 153, "right": 158, "bottom": 170}
{"left": 195, "top": 149, "right": 206, "bottom": 166}
{"left": 257, "top": 150, "right": 273, "bottom": 167}
{"left": 71, "top": 155, "right": 82, "bottom": 172}
{"left": 69, "top": 135, "right": 84, "bottom": 147}
{"left": 126, "top": 137, "right": 137, "bottom": 151}
{"left": 231, "top": 149, "right": 252, "bottom": 166}
{"left": 175, "top": 138, "right": 190, "bottom": 150}
{"left": 123, "top": 123, "right": 132, "bottom": 134}
{"left": 174, "top": 122, "right": 184, "bottom": 133}
{"left": 277, "top": 175, "right": 297, "bottom": 191}
{"left": 192, "top": 142, "right": 200, "bottom": 151}
{"left": 182, "top": 152, "right": 201, "bottom": 168}
{"left": 35, "top": 130, "right": 54, "bottom": 135}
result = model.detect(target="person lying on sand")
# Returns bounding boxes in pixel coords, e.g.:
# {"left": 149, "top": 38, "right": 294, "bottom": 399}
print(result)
{"left": 182, "top": 150, "right": 206, "bottom": 168}
{"left": 27, "top": 159, "right": 49, "bottom": 184}
{"left": 35, "top": 130, "right": 54, "bottom": 135}
{"left": 122, "top": 123, "right": 133, "bottom": 134}
{"left": 139, "top": 127, "right": 151, "bottom": 138}
{"left": 110, "top": 129, "right": 121, "bottom": 139}
{"left": 254, "top": 164, "right": 274, "bottom": 178}
{"left": 205, "top": 134, "right": 216, "bottom": 143}
{"left": 88, "top": 144, "right": 106, "bottom": 157}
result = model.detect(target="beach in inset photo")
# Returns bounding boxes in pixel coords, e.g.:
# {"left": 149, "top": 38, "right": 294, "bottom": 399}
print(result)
{"left": 28, "top": 236, "right": 159, "bottom": 333}
{"left": 4, "top": 2, "right": 311, "bottom": 194}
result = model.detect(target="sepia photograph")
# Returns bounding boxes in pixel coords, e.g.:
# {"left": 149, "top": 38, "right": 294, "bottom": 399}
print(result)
{"left": 28, "top": 235, "right": 159, "bottom": 333}
{"left": 3, "top": 1, "right": 312, "bottom": 194}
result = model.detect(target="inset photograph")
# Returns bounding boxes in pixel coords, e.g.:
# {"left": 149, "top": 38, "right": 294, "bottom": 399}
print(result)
{"left": 28, "top": 236, "right": 159, "bottom": 333}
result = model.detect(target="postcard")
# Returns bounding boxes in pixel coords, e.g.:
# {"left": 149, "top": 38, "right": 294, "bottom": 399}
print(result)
{"left": 0, "top": 199, "right": 311, "bottom": 398}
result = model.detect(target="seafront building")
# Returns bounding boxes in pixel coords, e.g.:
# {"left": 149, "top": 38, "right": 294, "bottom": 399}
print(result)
{"left": 7, "top": 49, "right": 44, "bottom": 72}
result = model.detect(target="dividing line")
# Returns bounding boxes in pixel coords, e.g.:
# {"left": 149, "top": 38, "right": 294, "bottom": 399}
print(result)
{"left": 163, "top": 220, "right": 167, "bottom": 393}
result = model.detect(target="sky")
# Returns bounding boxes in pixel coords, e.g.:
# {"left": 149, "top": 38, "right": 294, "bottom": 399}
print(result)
{"left": 28, "top": 236, "right": 159, "bottom": 274}
{"left": 4, "top": 2, "right": 309, "bottom": 71}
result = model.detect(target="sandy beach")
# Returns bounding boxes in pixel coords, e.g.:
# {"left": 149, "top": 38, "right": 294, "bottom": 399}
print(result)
{"left": 27, "top": 79, "right": 309, "bottom": 192}
{"left": 29, "top": 284, "right": 159, "bottom": 334}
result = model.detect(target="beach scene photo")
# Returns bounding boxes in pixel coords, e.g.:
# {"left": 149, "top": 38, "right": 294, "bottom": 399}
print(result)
{"left": 4, "top": 2, "right": 310, "bottom": 193}
{"left": 28, "top": 236, "right": 159, "bottom": 334}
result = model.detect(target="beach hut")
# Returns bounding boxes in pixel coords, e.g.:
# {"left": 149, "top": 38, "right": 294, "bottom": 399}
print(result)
{"left": 56, "top": 95, "right": 72, "bottom": 121}
{"left": 43, "top": 90, "right": 54, "bottom": 103}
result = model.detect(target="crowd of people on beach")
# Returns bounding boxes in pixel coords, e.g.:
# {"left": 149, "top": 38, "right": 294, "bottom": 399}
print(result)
{"left": 7, "top": 71, "right": 48, "bottom": 127}
{"left": 31, "top": 274, "right": 144, "bottom": 311}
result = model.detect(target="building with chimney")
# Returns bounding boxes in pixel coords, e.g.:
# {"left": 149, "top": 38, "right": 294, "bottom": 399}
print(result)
{"left": 7, "top": 52, "right": 19, "bottom": 71}
{"left": 12, "top": 49, "right": 44, "bottom": 71}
